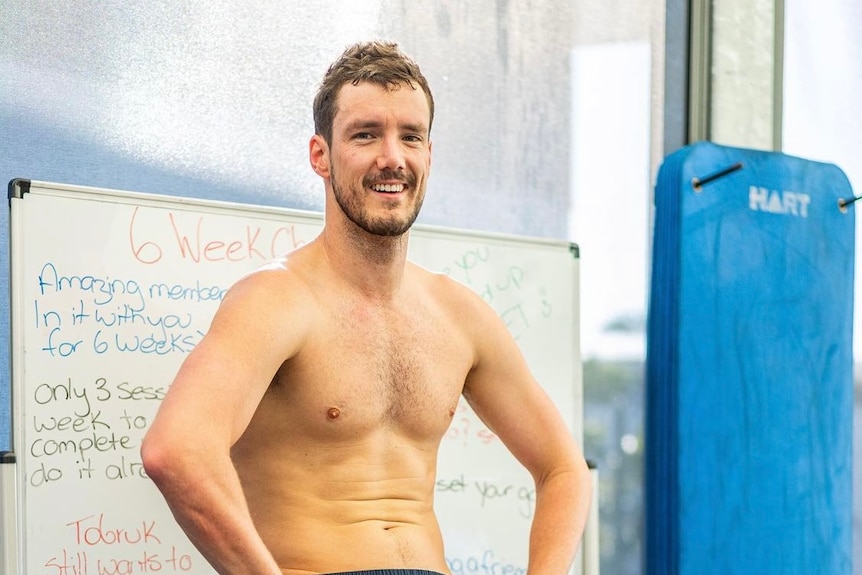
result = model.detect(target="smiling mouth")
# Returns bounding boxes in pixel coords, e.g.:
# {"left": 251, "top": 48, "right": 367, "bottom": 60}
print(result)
{"left": 371, "top": 183, "right": 406, "bottom": 193}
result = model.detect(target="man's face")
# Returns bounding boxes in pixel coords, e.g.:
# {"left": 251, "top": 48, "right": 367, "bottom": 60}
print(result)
{"left": 325, "top": 81, "right": 432, "bottom": 237}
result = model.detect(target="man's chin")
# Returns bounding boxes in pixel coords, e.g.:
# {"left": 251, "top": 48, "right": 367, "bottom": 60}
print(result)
{"left": 363, "top": 221, "right": 413, "bottom": 237}
{"left": 358, "top": 209, "right": 420, "bottom": 237}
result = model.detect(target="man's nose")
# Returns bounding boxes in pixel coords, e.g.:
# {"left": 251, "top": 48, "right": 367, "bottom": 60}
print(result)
{"left": 376, "top": 136, "right": 406, "bottom": 171}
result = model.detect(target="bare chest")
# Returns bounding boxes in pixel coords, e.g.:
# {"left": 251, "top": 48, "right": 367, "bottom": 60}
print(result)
{"left": 274, "top": 298, "right": 473, "bottom": 440}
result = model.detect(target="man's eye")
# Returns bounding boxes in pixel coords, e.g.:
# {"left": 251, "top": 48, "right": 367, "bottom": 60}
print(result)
{"left": 353, "top": 132, "right": 374, "bottom": 140}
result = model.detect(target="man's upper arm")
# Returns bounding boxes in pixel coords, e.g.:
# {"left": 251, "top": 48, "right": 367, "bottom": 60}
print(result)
{"left": 148, "top": 269, "right": 310, "bottom": 449}
{"left": 461, "top": 292, "right": 579, "bottom": 479}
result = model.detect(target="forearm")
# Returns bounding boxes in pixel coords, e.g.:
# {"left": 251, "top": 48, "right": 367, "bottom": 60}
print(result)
{"left": 169, "top": 480, "right": 280, "bottom": 574}
{"left": 146, "top": 451, "right": 282, "bottom": 575}
{"left": 526, "top": 464, "right": 593, "bottom": 575}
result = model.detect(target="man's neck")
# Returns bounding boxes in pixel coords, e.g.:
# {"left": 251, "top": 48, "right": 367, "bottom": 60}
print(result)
{"left": 318, "top": 224, "right": 410, "bottom": 301}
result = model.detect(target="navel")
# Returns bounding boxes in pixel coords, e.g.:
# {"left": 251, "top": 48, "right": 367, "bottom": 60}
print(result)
{"left": 326, "top": 407, "right": 342, "bottom": 420}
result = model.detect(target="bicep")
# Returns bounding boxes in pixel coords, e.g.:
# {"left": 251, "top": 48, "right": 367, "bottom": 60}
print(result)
{"left": 150, "top": 274, "right": 307, "bottom": 447}
{"left": 462, "top": 305, "right": 578, "bottom": 480}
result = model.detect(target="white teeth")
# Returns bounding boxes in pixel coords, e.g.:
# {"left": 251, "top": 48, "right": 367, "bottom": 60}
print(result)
{"left": 372, "top": 184, "right": 404, "bottom": 193}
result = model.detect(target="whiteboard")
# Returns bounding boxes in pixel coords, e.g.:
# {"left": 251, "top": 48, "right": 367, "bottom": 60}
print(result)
{"left": 5, "top": 179, "right": 582, "bottom": 575}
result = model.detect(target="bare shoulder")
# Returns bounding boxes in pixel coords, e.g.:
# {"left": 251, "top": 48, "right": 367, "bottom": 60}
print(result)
{"left": 202, "top": 243, "right": 328, "bottom": 360}
{"left": 408, "top": 263, "right": 505, "bottom": 341}
{"left": 221, "top": 245, "right": 320, "bottom": 315}
{"left": 411, "top": 263, "right": 533, "bottom": 380}
{"left": 410, "top": 263, "right": 480, "bottom": 307}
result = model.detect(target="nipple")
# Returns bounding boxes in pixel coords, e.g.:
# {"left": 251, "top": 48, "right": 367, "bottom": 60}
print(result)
{"left": 326, "top": 407, "right": 341, "bottom": 420}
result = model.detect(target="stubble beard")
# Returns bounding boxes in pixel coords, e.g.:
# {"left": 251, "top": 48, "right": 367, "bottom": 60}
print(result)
{"left": 330, "top": 167, "right": 424, "bottom": 237}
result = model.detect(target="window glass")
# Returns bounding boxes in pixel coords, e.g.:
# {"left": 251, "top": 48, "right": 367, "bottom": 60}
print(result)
{"left": 0, "top": 2, "right": 663, "bottom": 573}
{"left": 783, "top": 0, "right": 862, "bottom": 568}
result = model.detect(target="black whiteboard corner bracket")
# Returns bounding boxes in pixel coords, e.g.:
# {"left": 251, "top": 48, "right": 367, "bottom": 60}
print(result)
{"left": 1, "top": 449, "right": 18, "bottom": 575}
{"left": 8, "top": 178, "right": 31, "bottom": 202}
{"left": 569, "top": 243, "right": 580, "bottom": 258}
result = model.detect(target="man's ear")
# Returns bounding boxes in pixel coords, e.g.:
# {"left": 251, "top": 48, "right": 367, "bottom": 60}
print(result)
{"left": 309, "top": 134, "right": 330, "bottom": 178}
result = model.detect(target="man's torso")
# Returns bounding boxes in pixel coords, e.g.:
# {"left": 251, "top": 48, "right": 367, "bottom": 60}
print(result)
{"left": 231, "top": 263, "right": 475, "bottom": 575}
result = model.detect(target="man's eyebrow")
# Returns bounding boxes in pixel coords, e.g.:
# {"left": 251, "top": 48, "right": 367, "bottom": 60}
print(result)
{"left": 400, "top": 122, "right": 429, "bottom": 135}
{"left": 344, "top": 119, "right": 383, "bottom": 131}
{"left": 343, "top": 119, "right": 429, "bottom": 134}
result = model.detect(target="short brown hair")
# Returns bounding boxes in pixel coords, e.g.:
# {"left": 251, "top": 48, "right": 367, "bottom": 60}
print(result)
{"left": 313, "top": 40, "right": 435, "bottom": 145}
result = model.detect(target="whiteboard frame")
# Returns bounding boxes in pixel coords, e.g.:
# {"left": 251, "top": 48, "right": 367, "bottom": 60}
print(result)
{"left": 6, "top": 178, "right": 586, "bottom": 575}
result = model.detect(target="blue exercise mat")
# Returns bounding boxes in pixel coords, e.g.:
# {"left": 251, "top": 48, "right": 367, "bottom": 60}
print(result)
{"left": 645, "top": 141, "right": 854, "bottom": 574}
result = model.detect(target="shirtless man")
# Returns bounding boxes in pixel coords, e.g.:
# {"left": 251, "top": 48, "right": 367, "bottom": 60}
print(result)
{"left": 140, "top": 40, "right": 592, "bottom": 575}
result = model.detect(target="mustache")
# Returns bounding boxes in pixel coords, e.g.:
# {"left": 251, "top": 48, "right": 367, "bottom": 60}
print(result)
{"left": 364, "top": 169, "right": 416, "bottom": 188}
